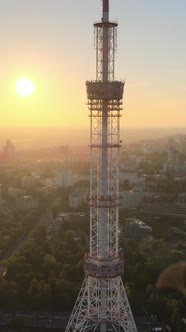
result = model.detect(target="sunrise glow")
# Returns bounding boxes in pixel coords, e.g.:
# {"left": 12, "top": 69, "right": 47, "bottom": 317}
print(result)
{"left": 15, "top": 79, "right": 35, "bottom": 97}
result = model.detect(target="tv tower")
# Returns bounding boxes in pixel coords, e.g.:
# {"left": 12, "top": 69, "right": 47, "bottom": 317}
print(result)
{"left": 65, "top": 1, "right": 137, "bottom": 331}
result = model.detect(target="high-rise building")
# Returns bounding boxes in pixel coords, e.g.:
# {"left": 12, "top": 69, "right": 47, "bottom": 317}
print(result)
{"left": 2, "top": 139, "right": 16, "bottom": 162}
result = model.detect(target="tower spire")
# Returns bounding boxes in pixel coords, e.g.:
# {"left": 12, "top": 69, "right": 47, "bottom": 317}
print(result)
{"left": 102, "top": 0, "right": 109, "bottom": 22}
{"left": 65, "top": 1, "right": 138, "bottom": 331}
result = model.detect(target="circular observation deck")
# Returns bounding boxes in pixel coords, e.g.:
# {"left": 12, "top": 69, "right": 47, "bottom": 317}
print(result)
{"left": 84, "top": 255, "right": 124, "bottom": 278}
{"left": 86, "top": 81, "right": 124, "bottom": 101}
{"left": 94, "top": 21, "right": 118, "bottom": 28}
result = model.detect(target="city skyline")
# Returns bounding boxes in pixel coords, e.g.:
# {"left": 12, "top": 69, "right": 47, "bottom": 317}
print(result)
{"left": 0, "top": 0, "right": 186, "bottom": 128}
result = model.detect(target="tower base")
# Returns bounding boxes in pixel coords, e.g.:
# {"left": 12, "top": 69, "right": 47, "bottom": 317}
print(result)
{"left": 65, "top": 275, "right": 138, "bottom": 332}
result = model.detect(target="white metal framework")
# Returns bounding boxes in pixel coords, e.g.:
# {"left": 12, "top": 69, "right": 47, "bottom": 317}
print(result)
{"left": 65, "top": 1, "right": 138, "bottom": 331}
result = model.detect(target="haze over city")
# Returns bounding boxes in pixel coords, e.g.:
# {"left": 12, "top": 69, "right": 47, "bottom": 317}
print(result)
{"left": 0, "top": 0, "right": 186, "bottom": 131}
{"left": 1, "top": 126, "right": 186, "bottom": 150}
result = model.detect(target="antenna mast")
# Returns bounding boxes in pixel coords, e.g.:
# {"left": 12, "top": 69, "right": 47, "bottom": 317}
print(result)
{"left": 65, "top": 1, "right": 138, "bottom": 330}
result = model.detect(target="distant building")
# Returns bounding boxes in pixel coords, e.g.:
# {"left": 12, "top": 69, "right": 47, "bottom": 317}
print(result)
{"left": 163, "top": 161, "right": 186, "bottom": 175}
{"left": 120, "top": 191, "right": 153, "bottom": 209}
{"left": 73, "top": 174, "right": 89, "bottom": 184}
{"left": 21, "top": 176, "right": 41, "bottom": 188}
{"left": 53, "top": 168, "right": 73, "bottom": 188}
{"left": 8, "top": 187, "right": 25, "bottom": 198}
{"left": 3, "top": 139, "right": 16, "bottom": 154}
{"left": 69, "top": 191, "right": 82, "bottom": 209}
{"left": 120, "top": 191, "right": 143, "bottom": 209}
{"left": 23, "top": 196, "right": 39, "bottom": 209}
{"left": 168, "top": 147, "right": 180, "bottom": 162}
{"left": 16, "top": 195, "right": 39, "bottom": 210}
{"left": 120, "top": 172, "right": 145, "bottom": 189}
{"left": 163, "top": 137, "right": 186, "bottom": 175}
{"left": 31, "top": 170, "right": 43, "bottom": 177}
{"left": 128, "top": 154, "right": 145, "bottom": 166}
{"left": 0, "top": 139, "right": 16, "bottom": 162}
{"left": 125, "top": 218, "right": 152, "bottom": 241}
{"left": 121, "top": 155, "right": 145, "bottom": 171}
{"left": 44, "top": 177, "right": 54, "bottom": 187}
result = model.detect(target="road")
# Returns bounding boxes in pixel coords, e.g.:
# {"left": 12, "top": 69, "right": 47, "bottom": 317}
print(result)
{"left": 0, "top": 312, "right": 167, "bottom": 331}
{"left": 1, "top": 207, "right": 53, "bottom": 260}
{"left": 0, "top": 311, "right": 69, "bottom": 328}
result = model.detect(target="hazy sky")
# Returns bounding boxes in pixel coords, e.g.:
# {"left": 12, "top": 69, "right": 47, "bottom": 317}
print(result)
{"left": 0, "top": 0, "right": 185, "bottom": 128}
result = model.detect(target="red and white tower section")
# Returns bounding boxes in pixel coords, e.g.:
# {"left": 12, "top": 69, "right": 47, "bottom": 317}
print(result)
{"left": 65, "top": 1, "right": 137, "bottom": 331}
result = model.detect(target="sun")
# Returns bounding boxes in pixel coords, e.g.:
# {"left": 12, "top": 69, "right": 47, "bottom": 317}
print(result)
{"left": 15, "top": 78, "right": 35, "bottom": 97}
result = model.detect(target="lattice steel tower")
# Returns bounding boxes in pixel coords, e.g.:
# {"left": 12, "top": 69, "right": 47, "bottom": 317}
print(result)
{"left": 65, "top": 1, "right": 137, "bottom": 331}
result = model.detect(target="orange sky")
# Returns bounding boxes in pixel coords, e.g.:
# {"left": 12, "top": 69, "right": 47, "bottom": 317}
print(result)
{"left": 0, "top": 0, "right": 185, "bottom": 128}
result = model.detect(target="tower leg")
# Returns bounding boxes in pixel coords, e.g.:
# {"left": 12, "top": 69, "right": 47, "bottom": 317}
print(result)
{"left": 65, "top": 276, "right": 138, "bottom": 332}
